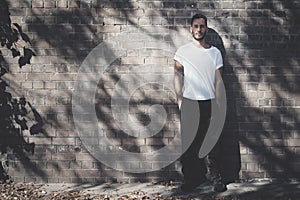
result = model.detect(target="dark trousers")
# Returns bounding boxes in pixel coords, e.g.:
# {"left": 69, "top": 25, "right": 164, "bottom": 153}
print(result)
{"left": 180, "top": 98, "right": 211, "bottom": 184}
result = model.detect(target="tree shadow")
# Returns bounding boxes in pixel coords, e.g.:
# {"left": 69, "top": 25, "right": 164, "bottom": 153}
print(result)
{"left": 2, "top": 0, "right": 299, "bottom": 184}
{"left": 24, "top": 0, "right": 183, "bottom": 183}
{"left": 0, "top": 0, "right": 47, "bottom": 182}
{"left": 205, "top": 28, "right": 241, "bottom": 183}
{"left": 213, "top": 0, "right": 299, "bottom": 179}
{"left": 169, "top": 181, "right": 299, "bottom": 199}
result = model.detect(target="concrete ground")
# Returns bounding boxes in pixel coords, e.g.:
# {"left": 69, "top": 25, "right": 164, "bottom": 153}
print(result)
{"left": 37, "top": 179, "right": 300, "bottom": 199}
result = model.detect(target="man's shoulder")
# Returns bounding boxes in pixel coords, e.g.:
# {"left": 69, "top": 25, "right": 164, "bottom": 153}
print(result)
{"left": 208, "top": 45, "right": 222, "bottom": 54}
{"left": 210, "top": 45, "right": 220, "bottom": 51}
{"left": 177, "top": 42, "right": 193, "bottom": 52}
{"left": 209, "top": 45, "right": 219, "bottom": 51}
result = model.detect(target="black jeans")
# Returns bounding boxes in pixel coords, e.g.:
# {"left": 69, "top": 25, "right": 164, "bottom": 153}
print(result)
{"left": 180, "top": 98, "right": 211, "bottom": 184}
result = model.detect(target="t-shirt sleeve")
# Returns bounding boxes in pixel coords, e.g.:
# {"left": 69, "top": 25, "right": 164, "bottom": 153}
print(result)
{"left": 174, "top": 51, "right": 183, "bottom": 65}
{"left": 216, "top": 49, "right": 223, "bottom": 70}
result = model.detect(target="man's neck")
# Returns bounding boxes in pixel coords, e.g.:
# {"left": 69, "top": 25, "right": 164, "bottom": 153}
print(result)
{"left": 192, "top": 38, "right": 210, "bottom": 49}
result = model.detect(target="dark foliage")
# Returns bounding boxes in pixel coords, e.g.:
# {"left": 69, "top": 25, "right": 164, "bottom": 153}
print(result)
{"left": 0, "top": 1, "right": 40, "bottom": 183}
{"left": 0, "top": 1, "right": 35, "bottom": 68}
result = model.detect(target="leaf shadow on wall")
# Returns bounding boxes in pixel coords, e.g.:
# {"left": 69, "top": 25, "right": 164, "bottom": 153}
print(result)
{"left": 24, "top": 0, "right": 182, "bottom": 183}
{"left": 0, "top": 0, "right": 46, "bottom": 182}
{"left": 214, "top": 0, "right": 300, "bottom": 180}
{"left": 7, "top": 0, "right": 299, "bottom": 185}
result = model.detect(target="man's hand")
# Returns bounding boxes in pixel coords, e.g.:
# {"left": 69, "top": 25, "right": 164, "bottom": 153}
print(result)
{"left": 177, "top": 98, "right": 182, "bottom": 110}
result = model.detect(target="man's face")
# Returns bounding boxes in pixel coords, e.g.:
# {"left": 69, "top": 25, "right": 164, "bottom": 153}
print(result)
{"left": 190, "top": 18, "right": 208, "bottom": 41}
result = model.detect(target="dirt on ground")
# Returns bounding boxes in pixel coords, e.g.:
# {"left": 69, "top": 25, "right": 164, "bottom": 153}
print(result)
{"left": 0, "top": 180, "right": 299, "bottom": 200}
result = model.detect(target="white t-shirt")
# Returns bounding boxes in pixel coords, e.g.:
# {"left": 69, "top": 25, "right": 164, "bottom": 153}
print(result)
{"left": 174, "top": 42, "right": 223, "bottom": 100}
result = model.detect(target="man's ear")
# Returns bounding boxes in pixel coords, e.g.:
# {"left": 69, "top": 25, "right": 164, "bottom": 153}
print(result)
{"left": 189, "top": 26, "right": 192, "bottom": 33}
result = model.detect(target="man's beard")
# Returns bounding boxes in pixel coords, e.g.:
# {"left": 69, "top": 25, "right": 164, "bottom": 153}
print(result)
{"left": 192, "top": 31, "right": 206, "bottom": 41}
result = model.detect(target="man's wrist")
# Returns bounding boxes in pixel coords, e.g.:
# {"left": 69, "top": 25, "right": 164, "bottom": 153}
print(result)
{"left": 177, "top": 96, "right": 182, "bottom": 103}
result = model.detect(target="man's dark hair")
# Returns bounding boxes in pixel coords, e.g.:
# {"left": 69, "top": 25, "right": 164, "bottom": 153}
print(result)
{"left": 191, "top": 13, "right": 207, "bottom": 26}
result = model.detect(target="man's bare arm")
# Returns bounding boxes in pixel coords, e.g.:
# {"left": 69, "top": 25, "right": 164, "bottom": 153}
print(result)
{"left": 174, "top": 60, "right": 184, "bottom": 109}
{"left": 215, "top": 67, "right": 223, "bottom": 103}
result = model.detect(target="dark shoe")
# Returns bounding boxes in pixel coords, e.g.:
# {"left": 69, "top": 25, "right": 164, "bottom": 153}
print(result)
{"left": 180, "top": 178, "right": 208, "bottom": 193}
{"left": 213, "top": 180, "right": 227, "bottom": 192}
{"left": 180, "top": 182, "right": 195, "bottom": 193}
{"left": 211, "top": 175, "right": 227, "bottom": 192}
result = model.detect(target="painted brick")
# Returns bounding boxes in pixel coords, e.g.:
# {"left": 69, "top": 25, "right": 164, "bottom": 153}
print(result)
{"left": 44, "top": 1, "right": 56, "bottom": 8}
{"left": 57, "top": 0, "right": 68, "bottom": 8}
{"left": 52, "top": 153, "right": 76, "bottom": 161}
{"left": 32, "top": 1, "right": 44, "bottom": 8}
{"left": 69, "top": 0, "right": 80, "bottom": 8}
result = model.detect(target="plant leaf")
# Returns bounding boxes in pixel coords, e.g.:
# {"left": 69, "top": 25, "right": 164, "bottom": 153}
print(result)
{"left": 13, "top": 23, "right": 23, "bottom": 33}
{"left": 0, "top": 66, "right": 7, "bottom": 77}
{"left": 11, "top": 48, "right": 20, "bottom": 57}
{"left": 21, "top": 33, "right": 31, "bottom": 44}
{"left": 24, "top": 47, "right": 34, "bottom": 57}
{"left": 18, "top": 56, "right": 27, "bottom": 68}
{"left": 6, "top": 41, "right": 12, "bottom": 49}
